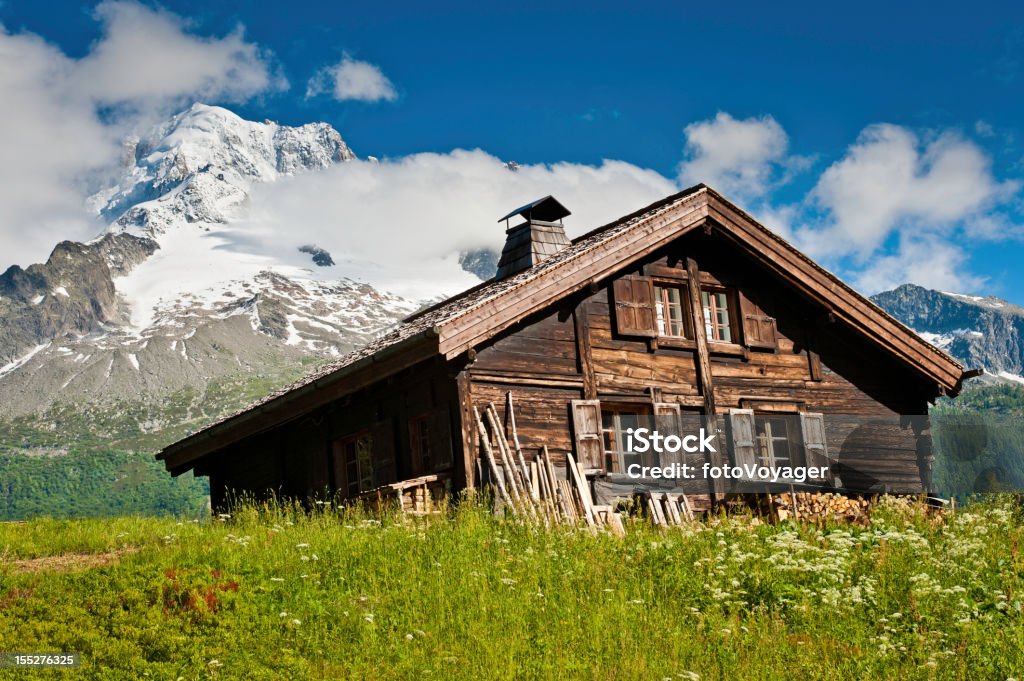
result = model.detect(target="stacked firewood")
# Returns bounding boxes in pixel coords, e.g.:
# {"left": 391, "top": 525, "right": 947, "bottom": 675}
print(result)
{"left": 772, "top": 492, "right": 872, "bottom": 524}
{"left": 475, "top": 392, "right": 626, "bottom": 536}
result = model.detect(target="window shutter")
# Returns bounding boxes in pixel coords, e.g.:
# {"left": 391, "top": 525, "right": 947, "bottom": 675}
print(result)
{"left": 570, "top": 399, "right": 604, "bottom": 470}
{"left": 371, "top": 420, "right": 396, "bottom": 487}
{"left": 800, "top": 412, "right": 831, "bottom": 483}
{"left": 728, "top": 408, "right": 757, "bottom": 468}
{"left": 653, "top": 402, "right": 682, "bottom": 432}
{"left": 654, "top": 402, "right": 683, "bottom": 465}
{"left": 612, "top": 275, "right": 658, "bottom": 337}
{"left": 739, "top": 291, "right": 778, "bottom": 349}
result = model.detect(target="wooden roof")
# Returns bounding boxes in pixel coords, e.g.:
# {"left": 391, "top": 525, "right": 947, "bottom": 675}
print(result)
{"left": 159, "top": 184, "right": 970, "bottom": 473}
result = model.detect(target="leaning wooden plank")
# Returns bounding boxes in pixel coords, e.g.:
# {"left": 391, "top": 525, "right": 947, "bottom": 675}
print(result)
{"left": 543, "top": 446, "right": 571, "bottom": 524}
{"left": 473, "top": 405, "right": 516, "bottom": 515}
{"left": 566, "top": 452, "right": 596, "bottom": 526}
{"left": 663, "top": 494, "right": 682, "bottom": 526}
{"left": 646, "top": 492, "right": 668, "bottom": 527}
{"left": 679, "top": 493, "right": 695, "bottom": 522}
{"left": 486, "top": 403, "right": 537, "bottom": 520}
{"left": 645, "top": 495, "right": 664, "bottom": 527}
{"left": 506, "top": 392, "right": 532, "bottom": 486}
{"left": 575, "top": 461, "right": 599, "bottom": 516}
{"left": 561, "top": 477, "right": 577, "bottom": 520}
{"left": 485, "top": 404, "right": 527, "bottom": 514}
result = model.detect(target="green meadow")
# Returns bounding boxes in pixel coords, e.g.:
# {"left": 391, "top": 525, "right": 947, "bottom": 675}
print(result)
{"left": 1, "top": 497, "right": 1022, "bottom": 680}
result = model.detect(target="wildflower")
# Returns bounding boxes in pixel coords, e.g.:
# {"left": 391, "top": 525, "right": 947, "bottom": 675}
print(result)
{"left": 270, "top": 577, "right": 284, "bottom": 582}
{"left": 296, "top": 543, "right": 309, "bottom": 548}
{"left": 279, "top": 612, "right": 288, "bottom": 617}
{"left": 364, "top": 614, "right": 375, "bottom": 623}
{"left": 291, "top": 619, "right": 301, "bottom": 626}
{"left": 301, "top": 555, "right": 310, "bottom": 561}
{"left": 678, "top": 672, "right": 700, "bottom": 681}
{"left": 312, "top": 554, "right": 319, "bottom": 561}
{"left": 628, "top": 599, "right": 645, "bottom": 605}
{"left": 208, "top": 660, "right": 223, "bottom": 667}
{"left": 405, "top": 633, "right": 415, "bottom": 641}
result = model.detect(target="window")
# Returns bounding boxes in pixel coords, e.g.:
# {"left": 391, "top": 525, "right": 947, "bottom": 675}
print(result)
{"left": 754, "top": 415, "right": 803, "bottom": 468}
{"left": 333, "top": 433, "right": 374, "bottom": 496}
{"left": 701, "top": 289, "right": 733, "bottom": 342}
{"left": 653, "top": 285, "right": 688, "bottom": 338}
{"left": 601, "top": 405, "right": 651, "bottom": 474}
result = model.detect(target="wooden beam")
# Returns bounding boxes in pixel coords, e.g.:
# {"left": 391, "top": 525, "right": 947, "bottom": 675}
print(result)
{"left": 573, "top": 298, "right": 598, "bottom": 399}
{"left": 685, "top": 257, "right": 716, "bottom": 416}
{"left": 685, "top": 256, "right": 725, "bottom": 501}
{"left": 455, "top": 372, "right": 477, "bottom": 489}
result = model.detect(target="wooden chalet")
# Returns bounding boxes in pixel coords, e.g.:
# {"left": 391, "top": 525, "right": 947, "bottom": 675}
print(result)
{"left": 157, "top": 185, "right": 975, "bottom": 512}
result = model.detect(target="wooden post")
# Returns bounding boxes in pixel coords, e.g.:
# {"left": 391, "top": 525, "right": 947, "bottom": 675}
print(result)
{"left": 685, "top": 257, "right": 725, "bottom": 501}
{"left": 456, "top": 373, "right": 477, "bottom": 489}
{"left": 573, "top": 300, "right": 598, "bottom": 400}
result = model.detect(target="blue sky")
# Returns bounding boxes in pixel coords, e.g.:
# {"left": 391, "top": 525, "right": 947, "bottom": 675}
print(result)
{"left": 3, "top": 0, "right": 1024, "bottom": 299}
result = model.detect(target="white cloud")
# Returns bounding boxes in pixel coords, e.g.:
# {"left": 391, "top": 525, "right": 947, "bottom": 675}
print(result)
{"left": 677, "top": 112, "right": 805, "bottom": 199}
{"left": 851, "top": 235, "right": 987, "bottom": 295}
{"left": 235, "top": 150, "right": 676, "bottom": 297}
{"left": 307, "top": 55, "right": 397, "bottom": 102}
{"left": 805, "top": 124, "right": 1019, "bottom": 259}
{"left": 0, "top": 1, "right": 281, "bottom": 271}
{"left": 76, "top": 1, "right": 284, "bottom": 107}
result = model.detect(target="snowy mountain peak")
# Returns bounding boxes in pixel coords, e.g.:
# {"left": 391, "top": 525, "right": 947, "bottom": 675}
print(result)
{"left": 90, "top": 103, "right": 356, "bottom": 237}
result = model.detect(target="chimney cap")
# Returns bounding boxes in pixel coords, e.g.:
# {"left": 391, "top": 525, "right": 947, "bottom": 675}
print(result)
{"left": 497, "top": 195, "right": 571, "bottom": 224}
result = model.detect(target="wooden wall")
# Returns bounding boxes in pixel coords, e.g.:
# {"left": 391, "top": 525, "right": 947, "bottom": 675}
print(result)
{"left": 462, "top": 229, "right": 938, "bottom": 494}
{"left": 204, "top": 356, "right": 462, "bottom": 508}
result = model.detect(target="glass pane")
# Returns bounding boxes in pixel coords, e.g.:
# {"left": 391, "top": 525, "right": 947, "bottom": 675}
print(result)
{"left": 701, "top": 291, "right": 714, "bottom": 338}
{"left": 667, "top": 288, "right": 685, "bottom": 336}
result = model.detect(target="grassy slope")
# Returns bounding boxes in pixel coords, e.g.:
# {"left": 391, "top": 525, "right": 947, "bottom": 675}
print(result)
{"left": 1, "top": 499, "right": 1023, "bottom": 680}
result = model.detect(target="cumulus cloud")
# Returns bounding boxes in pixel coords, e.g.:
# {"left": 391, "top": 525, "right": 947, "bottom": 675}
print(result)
{"left": 805, "top": 124, "right": 1019, "bottom": 259}
{"left": 0, "top": 1, "right": 281, "bottom": 270}
{"left": 677, "top": 112, "right": 807, "bottom": 199}
{"left": 851, "top": 235, "right": 987, "bottom": 294}
{"left": 307, "top": 55, "right": 397, "bottom": 102}
{"left": 235, "top": 150, "right": 676, "bottom": 297}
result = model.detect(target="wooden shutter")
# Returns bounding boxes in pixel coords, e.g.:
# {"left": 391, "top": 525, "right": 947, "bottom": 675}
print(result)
{"left": 570, "top": 399, "right": 604, "bottom": 470}
{"left": 800, "top": 412, "right": 832, "bottom": 483}
{"left": 371, "top": 420, "right": 396, "bottom": 487}
{"left": 728, "top": 408, "right": 757, "bottom": 468}
{"left": 612, "top": 275, "right": 658, "bottom": 337}
{"left": 654, "top": 402, "right": 683, "bottom": 466}
{"left": 739, "top": 291, "right": 778, "bottom": 349}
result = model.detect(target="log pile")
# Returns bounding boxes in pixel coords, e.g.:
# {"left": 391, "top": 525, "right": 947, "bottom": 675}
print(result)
{"left": 475, "top": 392, "right": 626, "bottom": 536}
{"left": 771, "top": 491, "right": 872, "bottom": 524}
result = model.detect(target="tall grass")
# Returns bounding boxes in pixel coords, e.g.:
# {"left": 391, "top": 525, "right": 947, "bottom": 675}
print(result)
{"left": 1, "top": 497, "right": 1023, "bottom": 680}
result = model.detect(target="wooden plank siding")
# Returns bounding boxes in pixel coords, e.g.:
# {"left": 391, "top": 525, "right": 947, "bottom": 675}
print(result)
{"left": 202, "top": 356, "right": 464, "bottom": 506}
{"left": 458, "top": 230, "right": 934, "bottom": 493}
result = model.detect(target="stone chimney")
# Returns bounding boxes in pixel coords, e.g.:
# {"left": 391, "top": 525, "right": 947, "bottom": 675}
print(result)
{"left": 494, "top": 196, "right": 571, "bottom": 280}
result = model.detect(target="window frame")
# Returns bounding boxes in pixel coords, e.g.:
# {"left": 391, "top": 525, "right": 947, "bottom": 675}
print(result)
{"left": 652, "top": 282, "right": 692, "bottom": 339}
{"left": 700, "top": 286, "right": 738, "bottom": 344}
{"left": 332, "top": 430, "right": 375, "bottom": 497}
{"left": 600, "top": 403, "right": 653, "bottom": 474}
